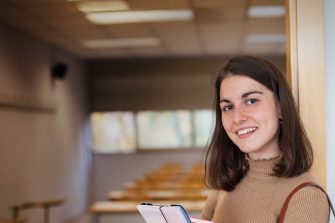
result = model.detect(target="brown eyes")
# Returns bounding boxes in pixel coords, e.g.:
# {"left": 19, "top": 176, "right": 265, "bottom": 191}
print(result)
{"left": 246, "top": 98, "right": 259, "bottom": 105}
{"left": 222, "top": 105, "right": 234, "bottom": 112}
{"left": 221, "top": 98, "right": 259, "bottom": 113}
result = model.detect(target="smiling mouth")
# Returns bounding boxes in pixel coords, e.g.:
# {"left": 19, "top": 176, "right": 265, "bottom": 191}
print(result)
{"left": 236, "top": 127, "right": 257, "bottom": 136}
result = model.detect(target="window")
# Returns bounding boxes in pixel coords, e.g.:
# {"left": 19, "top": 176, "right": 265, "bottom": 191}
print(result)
{"left": 90, "top": 109, "right": 214, "bottom": 153}
{"left": 137, "top": 110, "right": 192, "bottom": 149}
{"left": 90, "top": 112, "right": 137, "bottom": 153}
{"left": 194, "top": 109, "right": 214, "bottom": 147}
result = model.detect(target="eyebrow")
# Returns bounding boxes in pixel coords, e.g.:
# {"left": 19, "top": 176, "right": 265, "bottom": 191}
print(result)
{"left": 219, "top": 91, "right": 263, "bottom": 103}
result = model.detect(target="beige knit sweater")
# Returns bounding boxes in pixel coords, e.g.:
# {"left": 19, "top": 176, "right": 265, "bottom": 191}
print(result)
{"left": 201, "top": 157, "right": 330, "bottom": 223}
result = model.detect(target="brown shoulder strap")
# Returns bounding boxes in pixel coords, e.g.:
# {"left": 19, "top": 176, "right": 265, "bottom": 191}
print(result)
{"left": 278, "top": 182, "right": 335, "bottom": 223}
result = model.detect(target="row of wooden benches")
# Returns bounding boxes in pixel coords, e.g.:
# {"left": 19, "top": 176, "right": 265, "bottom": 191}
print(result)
{"left": 89, "top": 163, "right": 209, "bottom": 218}
{"left": 110, "top": 163, "right": 207, "bottom": 201}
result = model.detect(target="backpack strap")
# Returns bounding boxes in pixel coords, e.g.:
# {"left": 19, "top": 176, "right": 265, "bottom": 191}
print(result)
{"left": 278, "top": 182, "right": 335, "bottom": 223}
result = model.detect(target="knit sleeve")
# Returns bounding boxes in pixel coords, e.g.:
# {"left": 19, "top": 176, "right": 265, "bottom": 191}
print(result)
{"left": 201, "top": 190, "right": 219, "bottom": 220}
{"left": 283, "top": 186, "right": 330, "bottom": 222}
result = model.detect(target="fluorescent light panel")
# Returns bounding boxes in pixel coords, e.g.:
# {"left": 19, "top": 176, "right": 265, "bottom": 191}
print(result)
{"left": 246, "top": 34, "right": 286, "bottom": 43}
{"left": 77, "top": 0, "right": 129, "bottom": 13}
{"left": 86, "top": 9, "right": 194, "bottom": 24}
{"left": 248, "top": 5, "right": 285, "bottom": 18}
{"left": 83, "top": 38, "right": 160, "bottom": 48}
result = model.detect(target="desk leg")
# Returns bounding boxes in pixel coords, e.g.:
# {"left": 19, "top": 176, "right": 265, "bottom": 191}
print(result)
{"left": 44, "top": 207, "right": 50, "bottom": 223}
{"left": 93, "top": 214, "right": 100, "bottom": 223}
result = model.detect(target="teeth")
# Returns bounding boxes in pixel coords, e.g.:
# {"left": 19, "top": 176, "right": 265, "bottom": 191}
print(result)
{"left": 237, "top": 127, "right": 256, "bottom": 136}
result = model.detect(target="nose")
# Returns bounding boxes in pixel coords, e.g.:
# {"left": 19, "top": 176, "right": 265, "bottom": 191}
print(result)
{"left": 233, "top": 106, "right": 247, "bottom": 124}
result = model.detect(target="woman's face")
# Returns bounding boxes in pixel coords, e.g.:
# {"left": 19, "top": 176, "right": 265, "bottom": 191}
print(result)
{"left": 219, "top": 74, "right": 282, "bottom": 160}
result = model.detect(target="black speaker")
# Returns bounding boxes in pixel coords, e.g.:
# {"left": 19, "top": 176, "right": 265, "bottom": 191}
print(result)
{"left": 51, "top": 62, "right": 68, "bottom": 80}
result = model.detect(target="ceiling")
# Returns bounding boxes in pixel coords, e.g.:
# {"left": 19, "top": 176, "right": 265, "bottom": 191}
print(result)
{"left": 0, "top": 0, "right": 286, "bottom": 59}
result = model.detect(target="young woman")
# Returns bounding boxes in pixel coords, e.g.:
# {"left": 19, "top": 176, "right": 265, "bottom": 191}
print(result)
{"left": 202, "top": 55, "right": 330, "bottom": 222}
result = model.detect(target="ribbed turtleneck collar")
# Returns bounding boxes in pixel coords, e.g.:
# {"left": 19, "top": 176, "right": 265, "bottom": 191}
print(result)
{"left": 246, "top": 156, "right": 281, "bottom": 180}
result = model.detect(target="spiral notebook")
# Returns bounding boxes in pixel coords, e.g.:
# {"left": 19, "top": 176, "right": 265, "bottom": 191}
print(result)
{"left": 137, "top": 203, "right": 214, "bottom": 223}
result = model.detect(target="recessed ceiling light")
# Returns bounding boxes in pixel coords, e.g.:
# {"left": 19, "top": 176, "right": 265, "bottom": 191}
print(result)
{"left": 82, "top": 38, "right": 161, "bottom": 48}
{"left": 77, "top": 0, "right": 129, "bottom": 13}
{"left": 86, "top": 9, "right": 194, "bottom": 24}
{"left": 246, "top": 34, "right": 286, "bottom": 43}
{"left": 248, "top": 5, "right": 285, "bottom": 18}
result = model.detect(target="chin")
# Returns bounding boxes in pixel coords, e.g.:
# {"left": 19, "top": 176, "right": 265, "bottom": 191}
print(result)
{"left": 238, "top": 145, "right": 259, "bottom": 154}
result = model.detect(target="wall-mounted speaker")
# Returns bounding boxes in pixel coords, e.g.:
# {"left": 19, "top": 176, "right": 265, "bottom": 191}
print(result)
{"left": 51, "top": 62, "right": 68, "bottom": 80}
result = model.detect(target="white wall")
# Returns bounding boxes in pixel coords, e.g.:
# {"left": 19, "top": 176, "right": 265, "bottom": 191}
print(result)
{"left": 0, "top": 23, "right": 90, "bottom": 223}
{"left": 325, "top": 0, "right": 335, "bottom": 222}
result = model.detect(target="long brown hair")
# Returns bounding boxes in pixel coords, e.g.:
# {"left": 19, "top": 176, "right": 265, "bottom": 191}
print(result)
{"left": 204, "top": 55, "right": 313, "bottom": 192}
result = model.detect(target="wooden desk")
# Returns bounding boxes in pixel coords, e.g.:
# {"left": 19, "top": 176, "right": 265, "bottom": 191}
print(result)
{"left": 0, "top": 220, "right": 27, "bottom": 223}
{"left": 124, "top": 181, "right": 206, "bottom": 190}
{"left": 10, "top": 199, "right": 64, "bottom": 223}
{"left": 89, "top": 200, "right": 206, "bottom": 223}
{"left": 107, "top": 189, "right": 210, "bottom": 201}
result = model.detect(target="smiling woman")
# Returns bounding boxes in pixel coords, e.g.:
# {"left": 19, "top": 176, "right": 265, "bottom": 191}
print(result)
{"left": 219, "top": 75, "right": 282, "bottom": 160}
{"left": 200, "top": 55, "right": 332, "bottom": 223}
